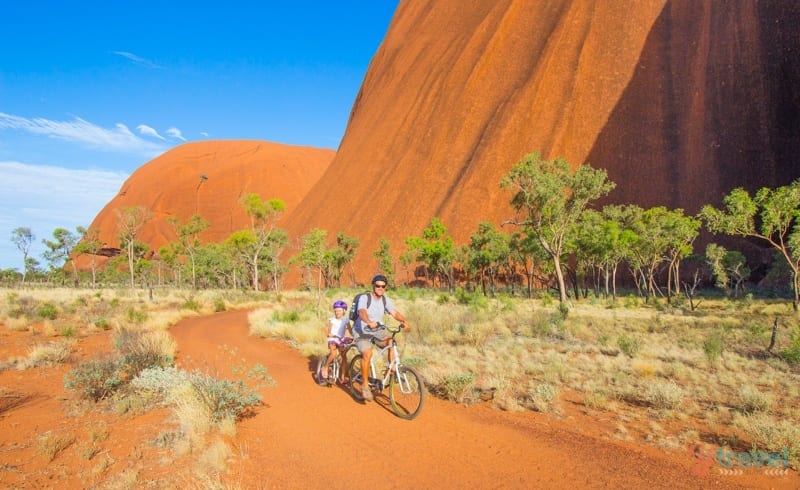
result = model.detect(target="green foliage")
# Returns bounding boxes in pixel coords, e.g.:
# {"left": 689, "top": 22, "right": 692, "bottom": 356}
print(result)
{"left": 213, "top": 297, "right": 226, "bottom": 312}
{"left": 93, "top": 318, "right": 110, "bottom": 330}
{"left": 36, "top": 302, "right": 58, "bottom": 320}
{"left": 64, "top": 360, "right": 124, "bottom": 401}
{"left": 60, "top": 326, "right": 75, "bottom": 337}
{"left": 125, "top": 306, "right": 147, "bottom": 324}
{"left": 436, "top": 293, "right": 451, "bottom": 305}
{"left": 188, "top": 373, "right": 262, "bottom": 421}
{"left": 703, "top": 333, "right": 724, "bottom": 364}
{"left": 181, "top": 296, "right": 202, "bottom": 312}
{"left": 272, "top": 309, "right": 300, "bottom": 323}
{"left": 618, "top": 334, "right": 642, "bottom": 357}
{"left": 438, "top": 373, "right": 476, "bottom": 403}
{"left": 454, "top": 287, "right": 488, "bottom": 308}
{"left": 783, "top": 330, "right": 800, "bottom": 363}
{"left": 500, "top": 152, "right": 615, "bottom": 302}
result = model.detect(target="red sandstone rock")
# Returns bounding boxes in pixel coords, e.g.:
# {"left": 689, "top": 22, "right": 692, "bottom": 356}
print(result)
{"left": 85, "top": 1, "right": 800, "bottom": 284}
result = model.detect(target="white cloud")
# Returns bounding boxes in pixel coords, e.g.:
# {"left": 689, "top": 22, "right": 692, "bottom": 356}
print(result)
{"left": 200, "top": 131, "right": 210, "bottom": 138}
{"left": 137, "top": 124, "right": 165, "bottom": 140}
{"left": 0, "top": 161, "right": 128, "bottom": 270}
{"left": 113, "top": 51, "right": 161, "bottom": 69}
{"left": 0, "top": 112, "right": 166, "bottom": 157}
{"left": 166, "top": 127, "right": 186, "bottom": 141}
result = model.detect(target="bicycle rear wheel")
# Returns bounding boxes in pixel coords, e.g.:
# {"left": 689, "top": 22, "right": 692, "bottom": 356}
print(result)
{"left": 347, "top": 354, "right": 366, "bottom": 401}
{"left": 389, "top": 366, "right": 425, "bottom": 419}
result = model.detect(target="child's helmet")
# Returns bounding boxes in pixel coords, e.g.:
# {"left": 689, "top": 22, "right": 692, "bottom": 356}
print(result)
{"left": 333, "top": 300, "right": 348, "bottom": 309}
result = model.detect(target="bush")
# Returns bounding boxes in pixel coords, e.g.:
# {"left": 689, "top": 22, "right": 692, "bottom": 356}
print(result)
{"left": 36, "top": 303, "right": 58, "bottom": 320}
{"left": 438, "top": 373, "right": 475, "bottom": 403}
{"left": 213, "top": 297, "right": 226, "bottom": 312}
{"left": 738, "top": 385, "right": 772, "bottom": 414}
{"left": 64, "top": 360, "right": 123, "bottom": 401}
{"left": 703, "top": 334, "right": 724, "bottom": 364}
{"left": 188, "top": 372, "right": 262, "bottom": 421}
{"left": 643, "top": 380, "right": 683, "bottom": 410}
{"left": 618, "top": 334, "right": 642, "bottom": 358}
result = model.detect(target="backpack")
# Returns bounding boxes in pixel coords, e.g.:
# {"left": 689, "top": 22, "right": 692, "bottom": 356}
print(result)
{"left": 349, "top": 291, "right": 387, "bottom": 322}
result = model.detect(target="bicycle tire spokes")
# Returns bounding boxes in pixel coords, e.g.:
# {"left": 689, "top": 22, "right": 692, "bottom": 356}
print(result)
{"left": 389, "top": 366, "right": 425, "bottom": 419}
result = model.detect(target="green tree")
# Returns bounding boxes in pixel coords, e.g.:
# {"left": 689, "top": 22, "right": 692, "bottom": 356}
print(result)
{"left": 501, "top": 152, "right": 615, "bottom": 303}
{"left": 700, "top": 183, "right": 800, "bottom": 307}
{"left": 297, "top": 228, "right": 328, "bottom": 302}
{"left": 705, "top": 243, "right": 750, "bottom": 297}
{"left": 73, "top": 227, "right": 104, "bottom": 289}
{"left": 373, "top": 237, "right": 395, "bottom": 285}
{"left": 42, "top": 228, "right": 79, "bottom": 285}
{"left": 167, "top": 213, "right": 210, "bottom": 290}
{"left": 115, "top": 206, "right": 152, "bottom": 289}
{"left": 330, "top": 232, "right": 359, "bottom": 287}
{"left": 11, "top": 227, "right": 35, "bottom": 284}
{"left": 405, "top": 217, "right": 456, "bottom": 290}
{"left": 466, "top": 222, "right": 510, "bottom": 295}
{"left": 239, "top": 193, "right": 286, "bottom": 291}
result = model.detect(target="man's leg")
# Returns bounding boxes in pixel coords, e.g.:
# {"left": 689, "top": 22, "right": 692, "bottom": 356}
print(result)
{"left": 361, "top": 346, "right": 374, "bottom": 401}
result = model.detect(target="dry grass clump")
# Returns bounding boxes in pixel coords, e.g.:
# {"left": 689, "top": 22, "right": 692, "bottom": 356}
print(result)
{"left": 19, "top": 339, "right": 75, "bottom": 369}
{"left": 36, "top": 430, "right": 75, "bottom": 462}
{"left": 738, "top": 384, "right": 773, "bottom": 414}
{"left": 642, "top": 379, "right": 684, "bottom": 410}
{"left": 733, "top": 413, "right": 800, "bottom": 467}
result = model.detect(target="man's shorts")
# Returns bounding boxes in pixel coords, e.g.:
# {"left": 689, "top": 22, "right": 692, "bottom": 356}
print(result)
{"left": 355, "top": 327, "right": 390, "bottom": 353}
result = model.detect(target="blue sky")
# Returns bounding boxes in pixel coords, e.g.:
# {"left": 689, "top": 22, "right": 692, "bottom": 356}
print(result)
{"left": 0, "top": 1, "right": 399, "bottom": 272}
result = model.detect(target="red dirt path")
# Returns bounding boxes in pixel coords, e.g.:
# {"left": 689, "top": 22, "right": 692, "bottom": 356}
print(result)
{"left": 1, "top": 309, "right": 797, "bottom": 488}
{"left": 171, "top": 310, "right": 793, "bottom": 489}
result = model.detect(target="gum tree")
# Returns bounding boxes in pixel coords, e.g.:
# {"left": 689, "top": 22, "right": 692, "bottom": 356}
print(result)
{"left": 701, "top": 181, "right": 800, "bottom": 309}
{"left": 11, "top": 227, "right": 35, "bottom": 284}
{"left": 501, "top": 152, "right": 615, "bottom": 304}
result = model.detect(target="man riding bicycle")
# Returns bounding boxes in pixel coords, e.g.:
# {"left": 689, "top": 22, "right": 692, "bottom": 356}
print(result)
{"left": 354, "top": 274, "right": 411, "bottom": 401}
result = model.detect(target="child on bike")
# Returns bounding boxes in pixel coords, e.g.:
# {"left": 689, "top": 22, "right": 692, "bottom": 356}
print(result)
{"left": 320, "top": 300, "right": 353, "bottom": 384}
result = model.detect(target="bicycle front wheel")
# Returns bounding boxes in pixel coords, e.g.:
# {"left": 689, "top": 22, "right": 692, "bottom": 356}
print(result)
{"left": 389, "top": 366, "right": 425, "bottom": 419}
{"left": 347, "top": 354, "right": 366, "bottom": 401}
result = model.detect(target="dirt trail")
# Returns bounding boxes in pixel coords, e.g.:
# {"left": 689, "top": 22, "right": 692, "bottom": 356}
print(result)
{"left": 170, "top": 309, "right": 795, "bottom": 489}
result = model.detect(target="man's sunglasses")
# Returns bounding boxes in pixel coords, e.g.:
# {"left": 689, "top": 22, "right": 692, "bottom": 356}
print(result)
{"left": 373, "top": 283, "right": 387, "bottom": 289}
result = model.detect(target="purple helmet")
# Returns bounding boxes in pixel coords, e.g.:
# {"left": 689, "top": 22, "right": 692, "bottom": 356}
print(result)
{"left": 333, "top": 300, "right": 348, "bottom": 310}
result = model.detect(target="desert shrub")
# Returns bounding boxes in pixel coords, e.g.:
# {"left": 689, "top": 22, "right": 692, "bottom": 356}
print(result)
{"left": 643, "top": 380, "right": 683, "bottom": 410}
{"left": 738, "top": 385, "right": 772, "bottom": 414}
{"left": 131, "top": 366, "right": 190, "bottom": 396}
{"left": 37, "top": 431, "right": 75, "bottom": 462}
{"left": 272, "top": 309, "right": 300, "bottom": 323}
{"left": 437, "top": 373, "right": 476, "bottom": 403}
{"left": 114, "top": 328, "right": 175, "bottom": 379}
{"left": 60, "top": 326, "right": 75, "bottom": 338}
{"left": 125, "top": 306, "right": 147, "bottom": 325}
{"left": 93, "top": 318, "right": 110, "bottom": 330}
{"left": 188, "top": 372, "right": 262, "bottom": 422}
{"left": 64, "top": 360, "right": 124, "bottom": 401}
{"left": 703, "top": 334, "right": 724, "bottom": 363}
{"left": 618, "top": 334, "right": 642, "bottom": 358}
{"left": 181, "top": 296, "right": 201, "bottom": 312}
{"left": 782, "top": 330, "right": 800, "bottom": 364}
{"left": 436, "top": 293, "right": 450, "bottom": 305}
{"left": 36, "top": 302, "right": 58, "bottom": 320}
{"left": 527, "top": 382, "right": 558, "bottom": 412}
{"left": 23, "top": 340, "right": 74, "bottom": 368}
{"left": 734, "top": 413, "right": 800, "bottom": 467}
{"left": 213, "top": 297, "right": 226, "bottom": 312}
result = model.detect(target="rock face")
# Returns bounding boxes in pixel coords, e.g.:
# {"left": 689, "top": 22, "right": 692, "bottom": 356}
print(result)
{"left": 282, "top": 0, "right": 800, "bottom": 282}
{"left": 86, "top": 140, "right": 334, "bottom": 257}
{"left": 86, "top": 1, "right": 800, "bottom": 285}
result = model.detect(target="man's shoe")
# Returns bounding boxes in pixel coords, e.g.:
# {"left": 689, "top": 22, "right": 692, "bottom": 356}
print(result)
{"left": 361, "top": 386, "right": 374, "bottom": 401}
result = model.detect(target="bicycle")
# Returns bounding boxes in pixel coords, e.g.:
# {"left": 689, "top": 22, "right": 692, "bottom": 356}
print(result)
{"left": 347, "top": 322, "right": 425, "bottom": 420}
{"left": 315, "top": 336, "right": 354, "bottom": 386}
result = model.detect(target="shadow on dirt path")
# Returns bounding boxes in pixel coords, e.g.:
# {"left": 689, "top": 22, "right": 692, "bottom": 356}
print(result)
{"left": 170, "top": 309, "right": 795, "bottom": 489}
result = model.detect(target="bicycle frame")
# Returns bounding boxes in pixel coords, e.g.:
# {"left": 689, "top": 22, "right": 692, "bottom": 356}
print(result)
{"left": 366, "top": 331, "right": 414, "bottom": 395}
